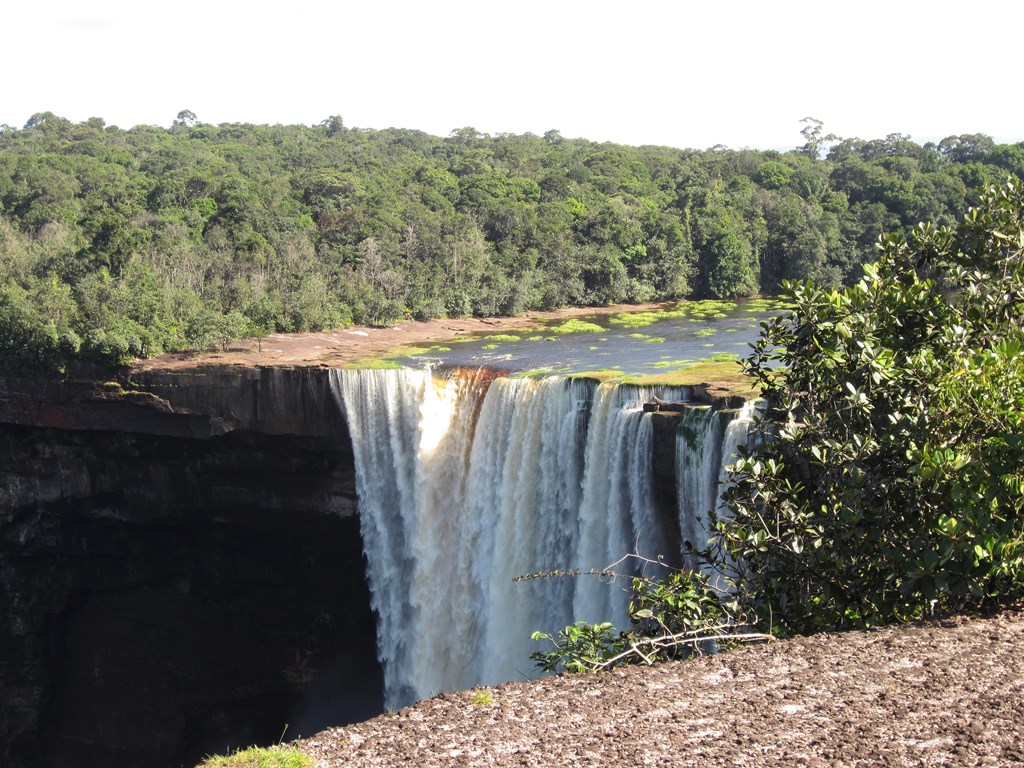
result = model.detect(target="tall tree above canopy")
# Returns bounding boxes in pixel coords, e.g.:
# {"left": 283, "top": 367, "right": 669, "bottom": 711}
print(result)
{"left": 798, "top": 117, "right": 838, "bottom": 160}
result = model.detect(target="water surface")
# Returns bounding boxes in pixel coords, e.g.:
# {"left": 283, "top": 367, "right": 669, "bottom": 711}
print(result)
{"left": 398, "top": 298, "right": 783, "bottom": 377}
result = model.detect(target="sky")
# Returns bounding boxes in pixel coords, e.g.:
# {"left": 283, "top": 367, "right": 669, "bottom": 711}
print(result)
{"left": 6, "top": 0, "right": 1022, "bottom": 151}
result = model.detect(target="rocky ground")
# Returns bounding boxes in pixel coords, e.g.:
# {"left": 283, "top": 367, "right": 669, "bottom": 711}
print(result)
{"left": 296, "top": 608, "right": 1024, "bottom": 767}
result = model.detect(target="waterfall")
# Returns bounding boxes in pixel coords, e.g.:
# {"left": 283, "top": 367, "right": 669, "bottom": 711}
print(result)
{"left": 676, "top": 406, "right": 723, "bottom": 573}
{"left": 331, "top": 367, "right": 744, "bottom": 709}
{"left": 676, "top": 400, "right": 759, "bottom": 579}
{"left": 573, "top": 384, "right": 677, "bottom": 625}
{"left": 328, "top": 367, "right": 483, "bottom": 706}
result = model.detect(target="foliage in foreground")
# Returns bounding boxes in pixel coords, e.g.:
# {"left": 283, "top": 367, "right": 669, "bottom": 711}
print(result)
{"left": 721, "top": 180, "right": 1024, "bottom": 633}
{"left": 528, "top": 561, "right": 770, "bottom": 674}
{"left": 196, "top": 745, "right": 311, "bottom": 768}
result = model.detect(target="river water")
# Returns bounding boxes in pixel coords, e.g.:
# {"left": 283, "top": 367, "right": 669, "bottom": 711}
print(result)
{"left": 396, "top": 298, "right": 783, "bottom": 376}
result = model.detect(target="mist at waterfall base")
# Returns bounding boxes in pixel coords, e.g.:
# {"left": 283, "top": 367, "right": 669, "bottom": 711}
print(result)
{"left": 332, "top": 368, "right": 757, "bottom": 710}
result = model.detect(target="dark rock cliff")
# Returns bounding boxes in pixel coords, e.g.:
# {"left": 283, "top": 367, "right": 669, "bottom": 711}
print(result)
{"left": 0, "top": 365, "right": 707, "bottom": 768}
{"left": 0, "top": 368, "right": 382, "bottom": 768}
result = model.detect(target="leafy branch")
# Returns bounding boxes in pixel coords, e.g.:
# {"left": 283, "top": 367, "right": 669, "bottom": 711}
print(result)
{"left": 525, "top": 554, "right": 772, "bottom": 674}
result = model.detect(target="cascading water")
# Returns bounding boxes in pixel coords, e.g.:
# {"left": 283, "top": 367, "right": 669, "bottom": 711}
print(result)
{"left": 572, "top": 383, "right": 678, "bottom": 625}
{"left": 675, "top": 406, "right": 723, "bottom": 573}
{"left": 331, "top": 367, "right": 749, "bottom": 709}
{"left": 676, "top": 400, "right": 759, "bottom": 577}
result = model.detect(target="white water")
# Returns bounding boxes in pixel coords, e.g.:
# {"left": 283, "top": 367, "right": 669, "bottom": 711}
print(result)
{"left": 675, "top": 406, "right": 722, "bottom": 573}
{"left": 331, "top": 367, "right": 747, "bottom": 709}
{"left": 676, "top": 401, "right": 759, "bottom": 579}
{"left": 573, "top": 384, "right": 675, "bottom": 625}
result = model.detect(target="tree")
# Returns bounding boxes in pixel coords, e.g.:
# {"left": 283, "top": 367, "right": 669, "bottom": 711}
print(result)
{"left": 721, "top": 181, "right": 1024, "bottom": 634}
{"left": 693, "top": 203, "right": 759, "bottom": 298}
{"left": 798, "top": 117, "right": 838, "bottom": 160}
{"left": 0, "top": 112, "right": 999, "bottom": 371}
{"left": 988, "top": 143, "right": 1024, "bottom": 180}
{"left": 937, "top": 133, "right": 995, "bottom": 164}
{"left": 0, "top": 283, "right": 68, "bottom": 372}
{"left": 755, "top": 161, "right": 794, "bottom": 190}
{"left": 174, "top": 110, "right": 198, "bottom": 127}
{"left": 758, "top": 191, "right": 829, "bottom": 288}
{"left": 320, "top": 115, "right": 345, "bottom": 137}
{"left": 23, "top": 112, "right": 73, "bottom": 136}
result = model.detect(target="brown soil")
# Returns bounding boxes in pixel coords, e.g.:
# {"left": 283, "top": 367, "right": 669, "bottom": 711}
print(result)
{"left": 297, "top": 609, "right": 1024, "bottom": 767}
{"left": 132, "top": 303, "right": 673, "bottom": 373}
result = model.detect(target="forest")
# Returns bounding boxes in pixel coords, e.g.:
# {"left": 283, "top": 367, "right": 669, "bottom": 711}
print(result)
{"left": 1, "top": 111, "right": 1021, "bottom": 373}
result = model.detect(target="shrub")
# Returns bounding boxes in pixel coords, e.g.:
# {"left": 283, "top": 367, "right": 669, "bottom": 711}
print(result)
{"left": 720, "top": 181, "right": 1024, "bottom": 633}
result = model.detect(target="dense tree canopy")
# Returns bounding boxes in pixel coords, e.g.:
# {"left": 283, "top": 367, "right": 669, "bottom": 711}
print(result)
{"left": 0, "top": 114, "right": 1020, "bottom": 372}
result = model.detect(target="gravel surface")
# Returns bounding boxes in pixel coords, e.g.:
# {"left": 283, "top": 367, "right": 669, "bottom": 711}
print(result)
{"left": 298, "top": 609, "right": 1024, "bottom": 767}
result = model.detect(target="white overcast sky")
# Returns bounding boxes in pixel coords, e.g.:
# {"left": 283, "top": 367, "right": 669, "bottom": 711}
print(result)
{"left": 6, "top": 0, "right": 1021, "bottom": 151}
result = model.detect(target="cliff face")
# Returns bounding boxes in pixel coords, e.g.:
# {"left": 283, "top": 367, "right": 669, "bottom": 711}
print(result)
{"left": 0, "top": 365, "right": 709, "bottom": 768}
{"left": 0, "top": 368, "right": 381, "bottom": 768}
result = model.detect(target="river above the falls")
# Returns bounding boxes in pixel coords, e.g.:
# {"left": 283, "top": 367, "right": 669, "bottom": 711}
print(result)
{"left": 395, "top": 298, "right": 785, "bottom": 377}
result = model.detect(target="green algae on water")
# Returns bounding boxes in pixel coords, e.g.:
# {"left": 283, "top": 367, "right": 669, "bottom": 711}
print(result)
{"left": 547, "top": 319, "right": 605, "bottom": 335}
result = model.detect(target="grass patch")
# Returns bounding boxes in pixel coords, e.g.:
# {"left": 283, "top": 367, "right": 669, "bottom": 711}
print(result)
{"left": 340, "top": 358, "right": 403, "bottom": 370}
{"left": 569, "top": 358, "right": 756, "bottom": 397}
{"left": 568, "top": 369, "right": 633, "bottom": 383}
{"left": 485, "top": 334, "right": 521, "bottom": 342}
{"left": 694, "top": 328, "right": 717, "bottom": 337}
{"left": 397, "top": 345, "right": 430, "bottom": 356}
{"left": 470, "top": 689, "right": 495, "bottom": 706}
{"left": 526, "top": 335, "right": 545, "bottom": 341}
{"left": 513, "top": 366, "right": 571, "bottom": 378}
{"left": 481, "top": 343, "right": 500, "bottom": 350}
{"left": 605, "top": 299, "right": 748, "bottom": 329}
{"left": 630, "top": 359, "right": 757, "bottom": 398}
{"left": 607, "top": 309, "right": 685, "bottom": 328}
{"left": 743, "top": 297, "right": 791, "bottom": 312}
{"left": 196, "top": 745, "right": 311, "bottom": 768}
{"left": 606, "top": 313, "right": 660, "bottom": 328}
{"left": 652, "top": 359, "right": 689, "bottom": 368}
{"left": 629, "top": 332, "right": 650, "bottom": 339}
{"left": 643, "top": 336, "right": 666, "bottom": 344}
{"left": 547, "top": 319, "right": 605, "bottom": 335}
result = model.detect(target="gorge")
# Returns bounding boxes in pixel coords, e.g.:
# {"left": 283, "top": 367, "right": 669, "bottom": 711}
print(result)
{"left": 0, "top": 363, "right": 755, "bottom": 768}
